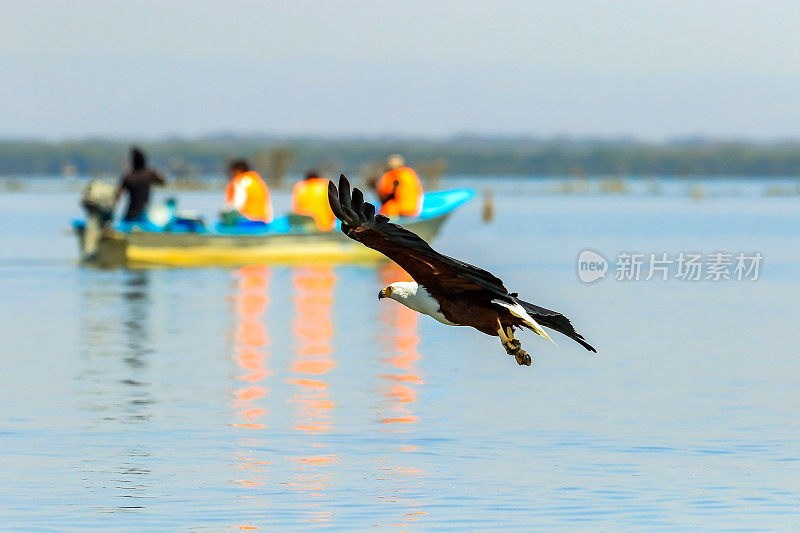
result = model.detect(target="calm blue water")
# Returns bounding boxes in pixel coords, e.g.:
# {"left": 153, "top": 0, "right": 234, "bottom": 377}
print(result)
{"left": 1, "top": 177, "right": 800, "bottom": 531}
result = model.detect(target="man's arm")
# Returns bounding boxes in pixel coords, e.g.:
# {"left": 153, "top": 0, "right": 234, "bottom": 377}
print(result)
{"left": 152, "top": 170, "right": 167, "bottom": 186}
{"left": 114, "top": 177, "right": 126, "bottom": 206}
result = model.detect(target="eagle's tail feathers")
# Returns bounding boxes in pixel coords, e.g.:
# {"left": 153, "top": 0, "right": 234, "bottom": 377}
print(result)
{"left": 492, "top": 299, "right": 557, "bottom": 346}
{"left": 518, "top": 300, "right": 597, "bottom": 353}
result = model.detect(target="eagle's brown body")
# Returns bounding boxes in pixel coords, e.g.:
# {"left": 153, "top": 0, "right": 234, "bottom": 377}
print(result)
{"left": 435, "top": 294, "right": 516, "bottom": 336}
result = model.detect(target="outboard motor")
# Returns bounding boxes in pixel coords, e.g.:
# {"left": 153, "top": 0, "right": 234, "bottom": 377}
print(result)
{"left": 79, "top": 180, "right": 116, "bottom": 261}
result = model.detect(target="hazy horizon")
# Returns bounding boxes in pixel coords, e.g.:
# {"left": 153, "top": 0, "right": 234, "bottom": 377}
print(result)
{"left": 3, "top": 0, "right": 799, "bottom": 141}
{"left": 4, "top": 133, "right": 800, "bottom": 145}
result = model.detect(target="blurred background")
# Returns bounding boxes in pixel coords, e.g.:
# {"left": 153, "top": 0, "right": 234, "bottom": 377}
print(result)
{"left": 2, "top": 1, "right": 799, "bottom": 531}
{"left": 2, "top": 0, "right": 800, "bottom": 181}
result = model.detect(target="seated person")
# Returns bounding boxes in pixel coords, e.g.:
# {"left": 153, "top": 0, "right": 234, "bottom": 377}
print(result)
{"left": 376, "top": 154, "right": 423, "bottom": 217}
{"left": 115, "top": 147, "right": 166, "bottom": 222}
{"left": 224, "top": 159, "right": 273, "bottom": 225}
{"left": 292, "top": 171, "right": 336, "bottom": 231}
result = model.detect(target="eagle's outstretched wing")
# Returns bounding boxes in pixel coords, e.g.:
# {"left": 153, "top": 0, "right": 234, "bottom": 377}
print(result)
{"left": 328, "top": 175, "right": 597, "bottom": 353}
{"left": 329, "top": 175, "right": 508, "bottom": 297}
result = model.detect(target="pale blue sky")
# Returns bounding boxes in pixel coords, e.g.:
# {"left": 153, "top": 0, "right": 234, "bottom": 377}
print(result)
{"left": 2, "top": 0, "right": 799, "bottom": 139}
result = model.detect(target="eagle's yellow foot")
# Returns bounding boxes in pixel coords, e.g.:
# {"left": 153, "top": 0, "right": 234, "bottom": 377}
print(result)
{"left": 514, "top": 348, "right": 531, "bottom": 366}
{"left": 501, "top": 339, "right": 531, "bottom": 366}
{"left": 499, "top": 324, "right": 530, "bottom": 366}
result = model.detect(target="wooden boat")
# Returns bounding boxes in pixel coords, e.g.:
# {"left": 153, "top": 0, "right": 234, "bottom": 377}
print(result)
{"left": 74, "top": 189, "right": 473, "bottom": 268}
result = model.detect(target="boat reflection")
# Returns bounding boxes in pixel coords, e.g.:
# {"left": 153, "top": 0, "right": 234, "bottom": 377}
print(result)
{"left": 228, "top": 262, "right": 428, "bottom": 525}
{"left": 229, "top": 264, "right": 340, "bottom": 522}
{"left": 77, "top": 270, "right": 155, "bottom": 510}
{"left": 231, "top": 265, "right": 272, "bottom": 489}
{"left": 379, "top": 263, "right": 423, "bottom": 428}
{"left": 285, "top": 265, "right": 338, "bottom": 522}
{"left": 288, "top": 265, "right": 336, "bottom": 433}
{"left": 376, "top": 263, "right": 428, "bottom": 525}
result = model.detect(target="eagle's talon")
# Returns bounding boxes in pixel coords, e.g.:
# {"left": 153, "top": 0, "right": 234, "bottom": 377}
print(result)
{"left": 514, "top": 349, "right": 532, "bottom": 366}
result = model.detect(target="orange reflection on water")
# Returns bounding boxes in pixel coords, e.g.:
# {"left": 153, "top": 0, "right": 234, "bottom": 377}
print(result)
{"left": 231, "top": 265, "right": 271, "bottom": 490}
{"left": 288, "top": 266, "right": 337, "bottom": 434}
{"left": 287, "top": 266, "right": 339, "bottom": 521}
{"left": 379, "top": 263, "right": 423, "bottom": 428}
{"left": 374, "top": 263, "right": 431, "bottom": 526}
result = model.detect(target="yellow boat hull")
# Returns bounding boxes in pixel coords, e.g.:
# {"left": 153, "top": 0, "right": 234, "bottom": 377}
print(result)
{"left": 126, "top": 240, "right": 384, "bottom": 267}
{"left": 78, "top": 212, "right": 451, "bottom": 268}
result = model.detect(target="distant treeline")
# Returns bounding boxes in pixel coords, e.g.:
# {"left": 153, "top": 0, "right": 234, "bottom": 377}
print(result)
{"left": 2, "top": 137, "right": 800, "bottom": 178}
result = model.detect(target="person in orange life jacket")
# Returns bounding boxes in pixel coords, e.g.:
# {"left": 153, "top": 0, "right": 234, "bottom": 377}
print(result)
{"left": 375, "top": 154, "right": 423, "bottom": 217}
{"left": 224, "top": 159, "right": 273, "bottom": 223}
{"left": 292, "top": 170, "right": 336, "bottom": 231}
{"left": 115, "top": 147, "right": 166, "bottom": 222}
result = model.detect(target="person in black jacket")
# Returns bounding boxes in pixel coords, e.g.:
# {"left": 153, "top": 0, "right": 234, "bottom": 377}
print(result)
{"left": 115, "top": 147, "right": 166, "bottom": 221}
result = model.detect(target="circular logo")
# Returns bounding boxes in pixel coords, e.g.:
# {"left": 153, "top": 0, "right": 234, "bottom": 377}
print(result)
{"left": 577, "top": 250, "right": 608, "bottom": 283}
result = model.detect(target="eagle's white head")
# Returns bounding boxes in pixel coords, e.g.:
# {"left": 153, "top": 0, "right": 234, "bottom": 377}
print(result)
{"left": 378, "top": 281, "right": 457, "bottom": 325}
{"left": 379, "top": 281, "right": 418, "bottom": 302}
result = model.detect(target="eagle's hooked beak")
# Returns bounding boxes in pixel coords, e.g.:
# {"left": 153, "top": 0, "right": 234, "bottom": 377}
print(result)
{"left": 378, "top": 286, "right": 392, "bottom": 300}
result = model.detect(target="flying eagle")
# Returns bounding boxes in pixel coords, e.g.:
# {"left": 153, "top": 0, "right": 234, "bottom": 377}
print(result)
{"left": 328, "top": 175, "right": 596, "bottom": 366}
